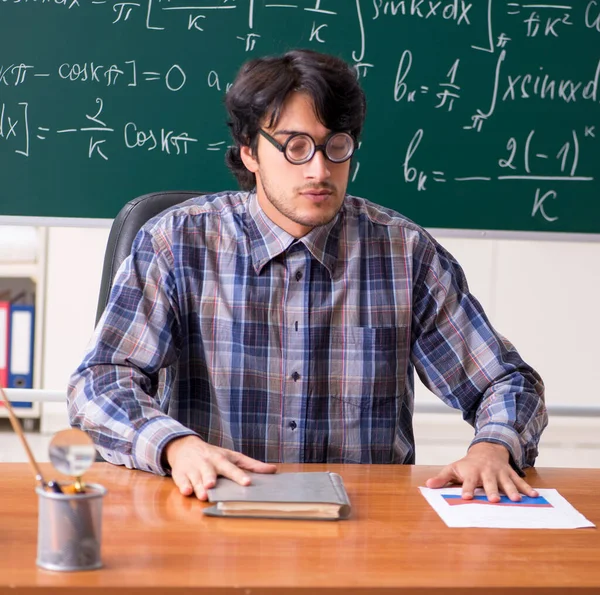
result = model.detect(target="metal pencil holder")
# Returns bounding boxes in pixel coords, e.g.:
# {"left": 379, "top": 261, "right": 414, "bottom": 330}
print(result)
{"left": 36, "top": 483, "right": 107, "bottom": 572}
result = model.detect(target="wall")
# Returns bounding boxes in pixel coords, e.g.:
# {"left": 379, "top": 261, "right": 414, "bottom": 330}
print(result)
{"left": 40, "top": 227, "right": 109, "bottom": 434}
{"left": 40, "top": 226, "right": 600, "bottom": 467}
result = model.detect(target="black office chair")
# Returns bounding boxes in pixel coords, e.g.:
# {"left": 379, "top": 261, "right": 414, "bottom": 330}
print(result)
{"left": 95, "top": 190, "right": 205, "bottom": 325}
{"left": 92, "top": 190, "right": 205, "bottom": 462}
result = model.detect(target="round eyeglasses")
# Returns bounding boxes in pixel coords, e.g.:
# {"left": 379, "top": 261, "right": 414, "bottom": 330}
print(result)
{"left": 258, "top": 129, "right": 356, "bottom": 165}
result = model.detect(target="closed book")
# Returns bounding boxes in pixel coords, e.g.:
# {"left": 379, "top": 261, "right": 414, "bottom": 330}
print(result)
{"left": 203, "top": 472, "right": 351, "bottom": 520}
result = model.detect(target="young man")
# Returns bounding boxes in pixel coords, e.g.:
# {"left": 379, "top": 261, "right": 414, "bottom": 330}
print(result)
{"left": 68, "top": 49, "right": 547, "bottom": 503}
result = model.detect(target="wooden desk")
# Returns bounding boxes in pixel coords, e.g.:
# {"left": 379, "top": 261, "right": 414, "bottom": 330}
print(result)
{"left": 1, "top": 463, "right": 599, "bottom": 594}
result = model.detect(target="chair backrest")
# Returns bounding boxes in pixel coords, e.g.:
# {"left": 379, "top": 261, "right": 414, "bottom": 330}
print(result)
{"left": 95, "top": 191, "right": 205, "bottom": 325}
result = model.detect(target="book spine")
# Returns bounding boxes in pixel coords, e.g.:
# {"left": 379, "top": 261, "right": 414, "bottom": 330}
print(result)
{"left": 329, "top": 472, "right": 352, "bottom": 517}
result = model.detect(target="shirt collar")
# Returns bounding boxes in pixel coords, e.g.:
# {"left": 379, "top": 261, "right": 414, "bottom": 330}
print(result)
{"left": 246, "top": 191, "right": 342, "bottom": 278}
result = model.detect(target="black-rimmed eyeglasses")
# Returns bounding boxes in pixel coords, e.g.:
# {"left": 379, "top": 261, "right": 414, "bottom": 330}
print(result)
{"left": 258, "top": 129, "right": 356, "bottom": 165}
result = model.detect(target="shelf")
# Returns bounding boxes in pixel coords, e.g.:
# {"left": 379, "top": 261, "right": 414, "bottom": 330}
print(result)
{"left": 0, "top": 403, "right": 41, "bottom": 419}
{"left": 0, "top": 263, "right": 38, "bottom": 279}
{"left": 0, "top": 228, "right": 47, "bottom": 423}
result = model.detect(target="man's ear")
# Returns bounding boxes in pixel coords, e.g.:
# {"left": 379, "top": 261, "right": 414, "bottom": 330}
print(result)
{"left": 240, "top": 145, "right": 259, "bottom": 173}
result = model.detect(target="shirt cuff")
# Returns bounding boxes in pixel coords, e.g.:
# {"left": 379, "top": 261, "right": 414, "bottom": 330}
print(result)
{"left": 131, "top": 416, "right": 198, "bottom": 475}
{"left": 470, "top": 423, "right": 525, "bottom": 478}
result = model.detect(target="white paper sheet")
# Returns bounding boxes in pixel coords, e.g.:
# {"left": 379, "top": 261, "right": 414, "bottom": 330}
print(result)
{"left": 419, "top": 487, "right": 596, "bottom": 529}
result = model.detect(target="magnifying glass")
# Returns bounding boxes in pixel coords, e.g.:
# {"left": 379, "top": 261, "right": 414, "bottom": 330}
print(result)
{"left": 48, "top": 429, "right": 96, "bottom": 493}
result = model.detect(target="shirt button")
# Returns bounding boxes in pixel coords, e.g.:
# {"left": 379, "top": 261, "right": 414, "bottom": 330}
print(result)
{"left": 289, "top": 421, "right": 297, "bottom": 430}
{"left": 292, "top": 371, "right": 300, "bottom": 382}
{"left": 295, "top": 270, "right": 303, "bottom": 281}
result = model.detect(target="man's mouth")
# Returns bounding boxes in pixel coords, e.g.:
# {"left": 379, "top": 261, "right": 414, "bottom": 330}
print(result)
{"left": 300, "top": 188, "right": 333, "bottom": 201}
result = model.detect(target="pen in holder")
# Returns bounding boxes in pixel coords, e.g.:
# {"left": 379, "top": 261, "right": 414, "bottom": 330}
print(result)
{"left": 0, "top": 384, "right": 59, "bottom": 493}
{"left": 0, "top": 386, "right": 105, "bottom": 570}
{"left": 38, "top": 428, "right": 105, "bottom": 571}
{"left": 35, "top": 481, "right": 106, "bottom": 571}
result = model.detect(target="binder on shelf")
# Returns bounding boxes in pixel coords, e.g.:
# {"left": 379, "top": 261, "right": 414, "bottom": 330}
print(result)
{"left": 0, "top": 301, "right": 9, "bottom": 391}
{"left": 7, "top": 303, "right": 34, "bottom": 408}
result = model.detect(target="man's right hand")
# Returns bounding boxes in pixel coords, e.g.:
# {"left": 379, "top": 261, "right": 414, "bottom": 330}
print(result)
{"left": 164, "top": 435, "right": 277, "bottom": 500}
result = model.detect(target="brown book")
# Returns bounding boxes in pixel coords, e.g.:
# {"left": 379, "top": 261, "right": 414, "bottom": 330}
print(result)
{"left": 203, "top": 472, "right": 351, "bottom": 520}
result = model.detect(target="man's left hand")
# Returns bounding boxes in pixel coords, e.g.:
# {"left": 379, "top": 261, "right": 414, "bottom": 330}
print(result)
{"left": 425, "top": 442, "right": 538, "bottom": 502}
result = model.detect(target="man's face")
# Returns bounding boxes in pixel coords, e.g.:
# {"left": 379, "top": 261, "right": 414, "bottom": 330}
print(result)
{"left": 241, "top": 92, "right": 352, "bottom": 238}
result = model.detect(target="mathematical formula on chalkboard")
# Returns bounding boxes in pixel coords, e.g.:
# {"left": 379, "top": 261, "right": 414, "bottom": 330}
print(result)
{"left": 1, "top": 0, "right": 598, "bottom": 233}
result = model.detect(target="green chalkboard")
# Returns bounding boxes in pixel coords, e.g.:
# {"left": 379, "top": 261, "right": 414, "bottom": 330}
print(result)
{"left": 1, "top": 1, "right": 599, "bottom": 234}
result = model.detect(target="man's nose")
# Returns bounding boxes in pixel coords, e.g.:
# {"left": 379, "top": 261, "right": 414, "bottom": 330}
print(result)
{"left": 304, "top": 149, "right": 331, "bottom": 180}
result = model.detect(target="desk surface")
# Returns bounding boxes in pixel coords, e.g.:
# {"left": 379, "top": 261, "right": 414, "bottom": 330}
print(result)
{"left": 2, "top": 463, "right": 599, "bottom": 594}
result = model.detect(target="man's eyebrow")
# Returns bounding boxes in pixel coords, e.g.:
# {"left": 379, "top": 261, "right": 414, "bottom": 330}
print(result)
{"left": 273, "top": 129, "right": 335, "bottom": 138}
{"left": 272, "top": 129, "right": 303, "bottom": 136}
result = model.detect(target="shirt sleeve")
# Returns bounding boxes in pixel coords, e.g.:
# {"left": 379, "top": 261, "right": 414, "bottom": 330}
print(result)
{"left": 410, "top": 231, "right": 548, "bottom": 472}
{"left": 67, "top": 223, "right": 197, "bottom": 475}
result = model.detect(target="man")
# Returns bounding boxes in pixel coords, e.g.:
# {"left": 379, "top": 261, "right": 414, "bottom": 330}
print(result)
{"left": 68, "top": 49, "right": 547, "bottom": 503}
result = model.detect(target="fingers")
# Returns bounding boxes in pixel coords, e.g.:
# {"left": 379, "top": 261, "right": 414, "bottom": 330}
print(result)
{"left": 480, "top": 474, "right": 501, "bottom": 502}
{"left": 193, "top": 457, "right": 220, "bottom": 499}
{"left": 170, "top": 443, "right": 277, "bottom": 501}
{"left": 462, "top": 468, "right": 520, "bottom": 502}
{"left": 191, "top": 474, "right": 209, "bottom": 501}
{"left": 171, "top": 460, "right": 247, "bottom": 501}
{"left": 462, "top": 469, "right": 536, "bottom": 503}
{"left": 171, "top": 469, "right": 195, "bottom": 497}
{"left": 460, "top": 476, "right": 479, "bottom": 500}
{"left": 231, "top": 451, "right": 277, "bottom": 474}
{"left": 516, "top": 477, "right": 538, "bottom": 498}
{"left": 201, "top": 451, "right": 277, "bottom": 496}
{"left": 494, "top": 470, "right": 520, "bottom": 502}
{"left": 426, "top": 444, "right": 540, "bottom": 505}
{"left": 425, "top": 466, "right": 457, "bottom": 490}
{"left": 500, "top": 473, "right": 538, "bottom": 500}
{"left": 214, "top": 454, "right": 252, "bottom": 486}
{"left": 494, "top": 469, "right": 537, "bottom": 502}
{"left": 171, "top": 465, "right": 212, "bottom": 500}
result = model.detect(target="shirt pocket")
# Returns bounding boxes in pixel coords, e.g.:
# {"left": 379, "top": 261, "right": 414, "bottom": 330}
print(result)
{"left": 327, "top": 325, "right": 407, "bottom": 410}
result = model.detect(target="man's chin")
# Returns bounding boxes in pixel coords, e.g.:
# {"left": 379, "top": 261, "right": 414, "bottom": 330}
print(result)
{"left": 294, "top": 209, "right": 339, "bottom": 229}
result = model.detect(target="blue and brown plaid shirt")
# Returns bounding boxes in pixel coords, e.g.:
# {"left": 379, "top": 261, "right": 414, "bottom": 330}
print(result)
{"left": 67, "top": 191, "right": 547, "bottom": 475}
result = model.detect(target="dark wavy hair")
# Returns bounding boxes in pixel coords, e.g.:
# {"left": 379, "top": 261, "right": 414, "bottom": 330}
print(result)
{"left": 225, "top": 49, "right": 367, "bottom": 190}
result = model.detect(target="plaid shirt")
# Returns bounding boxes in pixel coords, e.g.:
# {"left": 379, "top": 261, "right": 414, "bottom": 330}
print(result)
{"left": 68, "top": 191, "right": 547, "bottom": 476}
